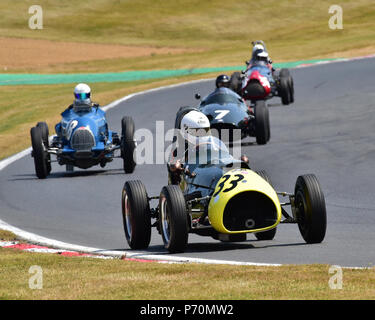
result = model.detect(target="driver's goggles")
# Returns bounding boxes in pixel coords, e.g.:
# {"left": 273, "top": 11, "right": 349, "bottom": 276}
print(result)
{"left": 74, "top": 92, "right": 91, "bottom": 100}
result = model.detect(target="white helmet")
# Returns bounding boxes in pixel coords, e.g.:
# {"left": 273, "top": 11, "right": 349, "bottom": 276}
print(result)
{"left": 252, "top": 47, "right": 269, "bottom": 63}
{"left": 180, "top": 110, "right": 211, "bottom": 144}
{"left": 252, "top": 44, "right": 265, "bottom": 55}
{"left": 74, "top": 83, "right": 91, "bottom": 107}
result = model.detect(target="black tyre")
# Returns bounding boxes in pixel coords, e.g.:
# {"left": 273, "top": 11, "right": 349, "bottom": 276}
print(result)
{"left": 278, "top": 69, "right": 291, "bottom": 105}
{"left": 279, "top": 68, "right": 290, "bottom": 78}
{"left": 121, "top": 180, "right": 151, "bottom": 249}
{"left": 255, "top": 228, "right": 276, "bottom": 241}
{"left": 294, "top": 174, "right": 327, "bottom": 244}
{"left": 219, "top": 233, "right": 247, "bottom": 242}
{"left": 159, "top": 185, "right": 189, "bottom": 253}
{"left": 279, "top": 77, "right": 290, "bottom": 105}
{"left": 121, "top": 116, "right": 136, "bottom": 174}
{"left": 36, "top": 122, "right": 51, "bottom": 174}
{"left": 288, "top": 76, "right": 294, "bottom": 103}
{"left": 280, "top": 69, "right": 294, "bottom": 103}
{"left": 229, "top": 72, "right": 242, "bottom": 95}
{"left": 254, "top": 170, "right": 277, "bottom": 240}
{"left": 36, "top": 122, "right": 49, "bottom": 147}
{"left": 30, "top": 126, "right": 49, "bottom": 179}
{"left": 254, "top": 100, "right": 270, "bottom": 145}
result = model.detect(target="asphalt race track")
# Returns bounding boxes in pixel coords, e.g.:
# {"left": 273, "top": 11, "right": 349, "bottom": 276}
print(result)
{"left": 1, "top": 58, "right": 375, "bottom": 267}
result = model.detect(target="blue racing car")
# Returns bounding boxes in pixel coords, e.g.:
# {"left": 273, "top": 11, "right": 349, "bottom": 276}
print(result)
{"left": 30, "top": 84, "right": 136, "bottom": 178}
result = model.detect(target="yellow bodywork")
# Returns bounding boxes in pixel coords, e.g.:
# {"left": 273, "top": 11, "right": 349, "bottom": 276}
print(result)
{"left": 208, "top": 169, "right": 282, "bottom": 234}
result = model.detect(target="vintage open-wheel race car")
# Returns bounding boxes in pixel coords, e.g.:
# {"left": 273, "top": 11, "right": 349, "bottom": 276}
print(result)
{"left": 121, "top": 136, "right": 326, "bottom": 253}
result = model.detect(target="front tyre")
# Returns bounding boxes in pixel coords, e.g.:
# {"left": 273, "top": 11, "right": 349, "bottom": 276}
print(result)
{"left": 121, "top": 116, "right": 136, "bottom": 174}
{"left": 229, "top": 72, "right": 242, "bottom": 95}
{"left": 159, "top": 185, "right": 188, "bottom": 253}
{"left": 36, "top": 122, "right": 51, "bottom": 174}
{"left": 122, "top": 180, "right": 151, "bottom": 249}
{"left": 294, "top": 174, "right": 327, "bottom": 244}
{"left": 30, "top": 126, "right": 49, "bottom": 179}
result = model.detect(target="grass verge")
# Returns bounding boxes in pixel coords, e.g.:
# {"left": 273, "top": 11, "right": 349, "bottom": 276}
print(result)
{"left": 0, "top": 230, "right": 374, "bottom": 299}
{"left": 0, "top": 0, "right": 375, "bottom": 73}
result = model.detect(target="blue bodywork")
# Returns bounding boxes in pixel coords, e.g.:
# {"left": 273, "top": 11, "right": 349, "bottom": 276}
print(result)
{"left": 53, "top": 105, "right": 119, "bottom": 169}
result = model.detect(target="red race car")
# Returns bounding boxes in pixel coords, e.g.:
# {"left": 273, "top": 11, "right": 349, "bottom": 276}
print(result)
{"left": 230, "top": 41, "right": 294, "bottom": 106}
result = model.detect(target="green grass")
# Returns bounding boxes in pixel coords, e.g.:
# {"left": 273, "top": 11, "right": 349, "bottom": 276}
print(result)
{"left": 2, "top": 229, "right": 374, "bottom": 299}
{"left": 0, "top": 242, "right": 374, "bottom": 300}
{"left": 0, "top": 0, "right": 374, "bottom": 73}
{"left": 0, "top": 230, "right": 18, "bottom": 241}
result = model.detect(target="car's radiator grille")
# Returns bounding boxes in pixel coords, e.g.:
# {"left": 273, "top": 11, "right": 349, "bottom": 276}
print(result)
{"left": 71, "top": 128, "right": 95, "bottom": 151}
{"left": 223, "top": 191, "right": 277, "bottom": 231}
{"left": 243, "top": 80, "right": 266, "bottom": 99}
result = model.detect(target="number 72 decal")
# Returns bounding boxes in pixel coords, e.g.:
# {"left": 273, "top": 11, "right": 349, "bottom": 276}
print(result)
{"left": 214, "top": 109, "right": 230, "bottom": 120}
{"left": 213, "top": 174, "right": 245, "bottom": 197}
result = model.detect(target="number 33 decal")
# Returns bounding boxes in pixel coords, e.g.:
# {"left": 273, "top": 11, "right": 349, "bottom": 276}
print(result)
{"left": 213, "top": 174, "right": 245, "bottom": 197}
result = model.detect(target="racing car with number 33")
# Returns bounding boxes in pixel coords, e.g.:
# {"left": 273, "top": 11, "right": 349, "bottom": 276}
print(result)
{"left": 121, "top": 136, "right": 327, "bottom": 253}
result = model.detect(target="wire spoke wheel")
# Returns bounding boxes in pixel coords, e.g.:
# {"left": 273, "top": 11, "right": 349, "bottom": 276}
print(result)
{"left": 159, "top": 185, "right": 188, "bottom": 253}
{"left": 160, "top": 196, "right": 171, "bottom": 244}
{"left": 121, "top": 180, "right": 151, "bottom": 249}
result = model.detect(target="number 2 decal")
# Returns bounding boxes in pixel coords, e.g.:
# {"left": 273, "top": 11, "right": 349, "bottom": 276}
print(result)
{"left": 214, "top": 110, "right": 230, "bottom": 120}
{"left": 213, "top": 174, "right": 245, "bottom": 197}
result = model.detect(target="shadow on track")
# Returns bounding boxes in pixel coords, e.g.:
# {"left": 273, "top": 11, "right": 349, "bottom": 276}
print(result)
{"left": 8, "top": 168, "right": 125, "bottom": 181}
{"left": 103, "top": 240, "right": 307, "bottom": 257}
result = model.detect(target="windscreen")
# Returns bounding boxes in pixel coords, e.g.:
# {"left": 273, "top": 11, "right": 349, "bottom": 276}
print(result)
{"left": 200, "top": 91, "right": 242, "bottom": 107}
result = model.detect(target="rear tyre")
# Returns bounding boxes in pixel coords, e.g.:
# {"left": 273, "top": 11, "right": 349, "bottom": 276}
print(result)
{"left": 30, "top": 126, "right": 49, "bottom": 179}
{"left": 229, "top": 72, "right": 242, "bottom": 95}
{"left": 36, "top": 122, "right": 51, "bottom": 174}
{"left": 279, "top": 77, "right": 290, "bottom": 105}
{"left": 254, "top": 101, "right": 270, "bottom": 145}
{"left": 121, "top": 116, "right": 136, "bottom": 174}
{"left": 278, "top": 69, "right": 291, "bottom": 105}
{"left": 122, "top": 180, "right": 151, "bottom": 249}
{"left": 294, "top": 174, "right": 327, "bottom": 243}
{"left": 255, "top": 170, "right": 277, "bottom": 240}
{"left": 279, "top": 68, "right": 290, "bottom": 78}
{"left": 288, "top": 76, "right": 294, "bottom": 103}
{"left": 159, "top": 185, "right": 188, "bottom": 253}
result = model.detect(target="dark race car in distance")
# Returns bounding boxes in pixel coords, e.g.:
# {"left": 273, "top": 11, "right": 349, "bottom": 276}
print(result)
{"left": 179, "top": 87, "right": 270, "bottom": 145}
